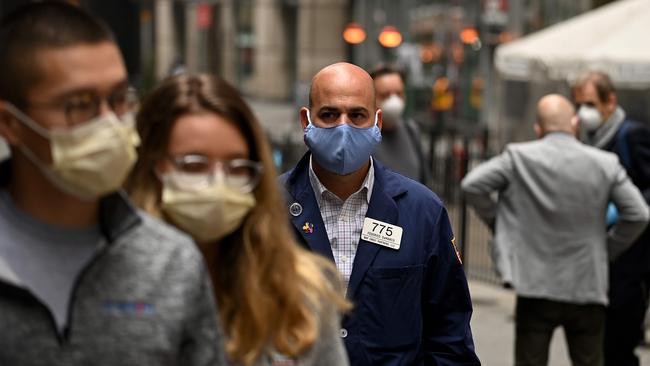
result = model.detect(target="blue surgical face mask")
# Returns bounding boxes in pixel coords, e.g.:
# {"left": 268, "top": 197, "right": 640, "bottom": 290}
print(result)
{"left": 304, "top": 110, "right": 382, "bottom": 175}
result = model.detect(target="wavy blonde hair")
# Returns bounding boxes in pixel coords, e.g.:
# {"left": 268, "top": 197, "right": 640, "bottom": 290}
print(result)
{"left": 126, "top": 74, "right": 350, "bottom": 365}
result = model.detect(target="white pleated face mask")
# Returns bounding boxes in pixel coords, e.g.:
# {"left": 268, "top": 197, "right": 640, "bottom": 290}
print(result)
{"left": 160, "top": 172, "right": 256, "bottom": 243}
{"left": 577, "top": 105, "right": 603, "bottom": 132}
{"left": 380, "top": 94, "right": 405, "bottom": 124}
{"left": 5, "top": 103, "right": 140, "bottom": 200}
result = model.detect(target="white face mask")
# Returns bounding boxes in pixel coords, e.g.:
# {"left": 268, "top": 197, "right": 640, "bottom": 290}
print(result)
{"left": 380, "top": 94, "right": 405, "bottom": 125}
{"left": 5, "top": 104, "right": 140, "bottom": 200}
{"left": 577, "top": 105, "right": 603, "bottom": 132}
{"left": 160, "top": 173, "right": 256, "bottom": 243}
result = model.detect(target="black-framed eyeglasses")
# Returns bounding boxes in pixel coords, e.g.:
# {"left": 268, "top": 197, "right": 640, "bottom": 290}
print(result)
{"left": 163, "top": 154, "right": 264, "bottom": 193}
{"left": 27, "top": 87, "right": 139, "bottom": 127}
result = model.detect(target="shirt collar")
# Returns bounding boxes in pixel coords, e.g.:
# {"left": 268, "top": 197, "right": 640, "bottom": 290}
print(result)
{"left": 308, "top": 156, "right": 375, "bottom": 206}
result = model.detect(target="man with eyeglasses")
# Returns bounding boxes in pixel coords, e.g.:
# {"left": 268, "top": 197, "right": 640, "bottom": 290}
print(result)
{"left": 0, "top": 3, "right": 227, "bottom": 366}
{"left": 572, "top": 71, "right": 650, "bottom": 366}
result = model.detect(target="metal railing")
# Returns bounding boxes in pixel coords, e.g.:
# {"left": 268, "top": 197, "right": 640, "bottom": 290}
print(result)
{"left": 427, "top": 125, "right": 501, "bottom": 285}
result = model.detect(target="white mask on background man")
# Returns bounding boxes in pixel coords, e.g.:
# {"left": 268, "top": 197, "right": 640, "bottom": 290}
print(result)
{"left": 380, "top": 94, "right": 405, "bottom": 125}
{"left": 5, "top": 104, "right": 140, "bottom": 200}
{"left": 160, "top": 173, "right": 256, "bottom": 243}
{"left": 577, "top": 105, "right": 603, "bottom": 132}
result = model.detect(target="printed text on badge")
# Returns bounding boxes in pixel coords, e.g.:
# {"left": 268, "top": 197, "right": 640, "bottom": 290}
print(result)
{"left": 361, "top": 218, "right": 403, "bottom": 250}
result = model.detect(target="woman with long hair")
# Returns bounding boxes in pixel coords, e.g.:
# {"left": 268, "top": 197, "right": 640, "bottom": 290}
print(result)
{"left": 126, "top": 74, "right": 350, "bottom": 366}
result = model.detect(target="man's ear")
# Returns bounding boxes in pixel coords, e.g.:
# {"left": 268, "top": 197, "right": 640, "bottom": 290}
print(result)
{"left": 0, "top": 101, "right": 22, "bottom": 146}
{"left": 570, "top": 115, "right": 580, "bottom": 136}
{"left": 533, "top": 122, "right": 542, "bottom": 138}
{"left": 299, "top": 107, "right": 310, "bottom": 130}
{"left": 606, "top": 92, "right": 617, "bottom": 113}
{"left": 376, "top": 109, "right": 383, "bottom": 131}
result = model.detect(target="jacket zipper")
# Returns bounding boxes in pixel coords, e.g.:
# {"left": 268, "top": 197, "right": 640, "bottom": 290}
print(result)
{"left": 61, "top": 238, "right": 115, "bottom": 342}
{"left": 0, "top": 280, "right": 65, "bottom": 344}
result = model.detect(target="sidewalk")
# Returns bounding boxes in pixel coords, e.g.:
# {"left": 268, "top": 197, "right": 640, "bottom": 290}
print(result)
{"left": 470, "top": 281, "right": 650, "bottom": 365}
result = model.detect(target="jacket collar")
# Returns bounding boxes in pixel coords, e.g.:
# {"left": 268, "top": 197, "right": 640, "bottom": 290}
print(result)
{"left": 284, "top": 152, "right": 407, "bottom": 298}
{"left": 0, "top": 158, "right": 141, "bottom": 244}
{"left": 285, "top": 152, "right": 407, "bottom": 201}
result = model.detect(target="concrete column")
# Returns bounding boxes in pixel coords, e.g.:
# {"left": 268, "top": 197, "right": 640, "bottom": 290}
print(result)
{"left": 296, "top": 0, "right": 347, "bottom": 84}
{"left": 245, "top": 0, "right": 290, "bottom": 99}
{"left": 154, "top": 0, "right": 176, "bottom": 80}
{"left": 185, "top": 2, "right": 199, "bottom": 73}
{"left": 219, "top": 0, "right": 237, "bottom": 85}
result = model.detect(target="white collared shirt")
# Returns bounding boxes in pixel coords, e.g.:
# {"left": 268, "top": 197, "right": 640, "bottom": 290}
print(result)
{"left": 308, "top": 157, "right": 375, "bottom": 289}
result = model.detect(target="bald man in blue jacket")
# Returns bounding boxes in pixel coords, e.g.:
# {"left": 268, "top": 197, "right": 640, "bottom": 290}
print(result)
{"left": 280, "top": 62, "right": 480, "bottom": 366}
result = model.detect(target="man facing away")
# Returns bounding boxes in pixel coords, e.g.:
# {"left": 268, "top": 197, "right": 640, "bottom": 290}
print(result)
{"left": 0, "top": 3, "right": 226, "bottom": 365}
{"left": 281, "top": 62, "right": 480, "bottom": 366}
{"left": 369, "top": 65, "right": 430, "bottom": 185}
{"left": 572, "top": 70, "right": 650, "bottom": 366}
{"left": 461, "top": 94, "right": 649, "bottom": 366}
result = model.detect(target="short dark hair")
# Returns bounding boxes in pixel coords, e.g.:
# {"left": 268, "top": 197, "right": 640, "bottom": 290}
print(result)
{"left": 572, "top": 71, "right": 616, "bottom": 103}
{"left": 369, "top": 65, "right": 406, "bottom": 84}
{"left": 0, "top": 1, "right": 115, "bottom": 106}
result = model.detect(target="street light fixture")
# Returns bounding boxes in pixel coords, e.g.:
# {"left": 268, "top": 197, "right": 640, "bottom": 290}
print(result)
{"left": 460, "top": 27, "right": 479, "bottom": 45}
{"left": 378, "top": 26, "right": 402, "bottom": 48}
{"left": 343, "top": 22, "right": 366, "bottom": 45}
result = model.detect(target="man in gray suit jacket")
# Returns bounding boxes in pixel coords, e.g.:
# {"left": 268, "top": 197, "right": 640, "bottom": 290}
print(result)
{"left": 461, "top": 94, "right": 649, "bottom": 366}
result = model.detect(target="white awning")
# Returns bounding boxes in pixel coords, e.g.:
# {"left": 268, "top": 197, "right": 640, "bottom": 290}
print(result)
{"left": 495, "top": 0, "right": 650, "bottom": 88}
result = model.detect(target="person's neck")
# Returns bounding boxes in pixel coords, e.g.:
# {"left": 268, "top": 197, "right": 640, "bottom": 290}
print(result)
{"left": 199, "top": 241, "right": 218, "bottom": 275}
{"left": 8, "top": 155, "right": 99, "bottom": 228}
{"left": 543, "top": 129, "right": 574, "bottom": 138}
{"left": 313, "top": 159, "right": 370, "bottom": 201}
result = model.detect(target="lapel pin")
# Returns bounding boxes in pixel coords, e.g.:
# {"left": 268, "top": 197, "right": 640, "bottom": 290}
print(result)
{"left": 302, "top": 222, "right": 314, "bottom": 234}
{"left": 289, "top": 202, "right": 303, "bottom": 217}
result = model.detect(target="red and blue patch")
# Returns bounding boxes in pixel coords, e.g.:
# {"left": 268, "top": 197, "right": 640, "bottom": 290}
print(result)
{"left": 103, "top": 300, "right": 155, "bottom": 316}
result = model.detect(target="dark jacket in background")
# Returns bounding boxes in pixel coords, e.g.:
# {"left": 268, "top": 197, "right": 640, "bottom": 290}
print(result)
{"left": 603, "top": 119, "right": 650, "bottom": 279}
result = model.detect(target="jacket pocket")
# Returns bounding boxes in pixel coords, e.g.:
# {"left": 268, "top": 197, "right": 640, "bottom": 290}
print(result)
{"left": 359, "top": 264, "right": 424, "bottom": 349}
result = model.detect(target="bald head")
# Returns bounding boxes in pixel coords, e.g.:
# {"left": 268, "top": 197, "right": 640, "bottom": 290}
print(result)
{"left": 535, "top": 94, "right": 577, "bottom": 136}
{"left": 309, "top": 62, "right": 375, "bottom": 108}
{"left": 300, "top": 62, "right": 381, "bottom": 132}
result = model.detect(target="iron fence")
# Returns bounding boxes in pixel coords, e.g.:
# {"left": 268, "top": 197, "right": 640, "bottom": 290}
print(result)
{"left": 427, "top": 125, "right": 501, "bottom": 285}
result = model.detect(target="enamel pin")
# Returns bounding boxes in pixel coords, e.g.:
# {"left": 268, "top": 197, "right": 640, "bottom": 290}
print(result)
{"left": 302, "top": 222, "right": 314, "bottom": 234}
{"left": 289, "top": 202, "right": 303, "bottom": 217}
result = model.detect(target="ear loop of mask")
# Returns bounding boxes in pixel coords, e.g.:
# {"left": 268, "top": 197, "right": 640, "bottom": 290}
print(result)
{"left": 3, "top": 103, "right": 111, "bottom": 200}
{"left": 3, "top": 103, "right": 52, "bottom": 139}
{"left": 3, "top": 103, "right": 55, "bottom": 170}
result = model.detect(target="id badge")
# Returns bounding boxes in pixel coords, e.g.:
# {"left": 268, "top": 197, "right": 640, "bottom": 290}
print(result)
{"left": 361, "top": 218, "right": 403, "bottom": 250}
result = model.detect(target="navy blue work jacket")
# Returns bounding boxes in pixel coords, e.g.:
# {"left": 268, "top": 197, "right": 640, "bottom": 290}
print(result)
{"left": 280, "top": 153, "right": 480, "bottom": 366}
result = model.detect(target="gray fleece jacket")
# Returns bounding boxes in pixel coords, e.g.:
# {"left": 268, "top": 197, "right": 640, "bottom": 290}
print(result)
{"left": 0, "top": 185, "right": 228, "bottom": 365}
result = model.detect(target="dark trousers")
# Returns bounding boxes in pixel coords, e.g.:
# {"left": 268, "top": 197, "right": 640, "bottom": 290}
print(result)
{"left": 604, "top": 269, "right": 650, "bottom": 366}
{"left": 515, "top": 297, "right": 605, "bottom": 366}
